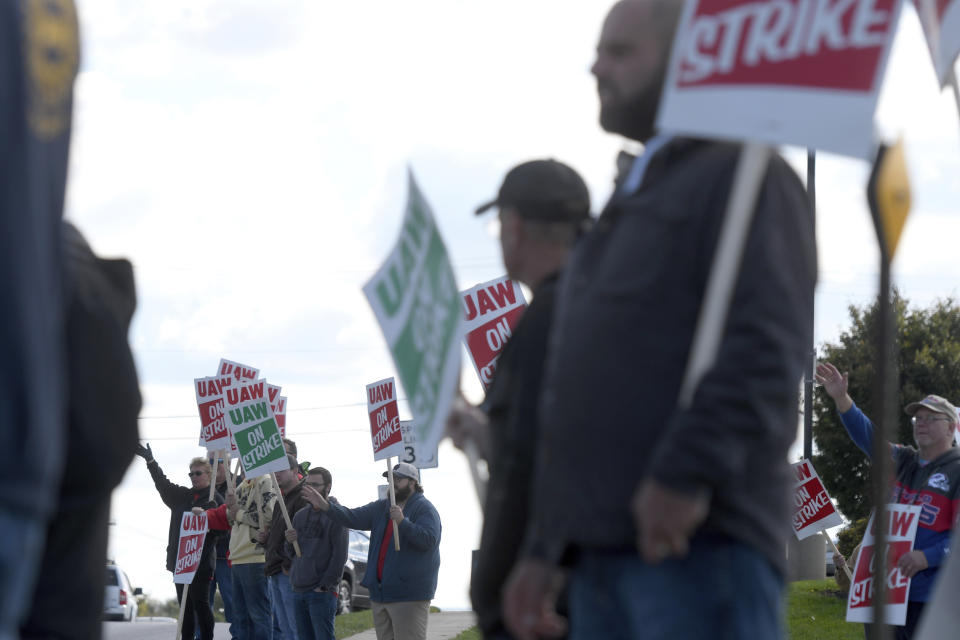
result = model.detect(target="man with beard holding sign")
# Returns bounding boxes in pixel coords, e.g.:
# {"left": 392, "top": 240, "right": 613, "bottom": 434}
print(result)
{"left": 308, "top": 462, "right": 441, "bottom": 640}
{"left": 503, "top": 1, "right": 817, "bottom": 639}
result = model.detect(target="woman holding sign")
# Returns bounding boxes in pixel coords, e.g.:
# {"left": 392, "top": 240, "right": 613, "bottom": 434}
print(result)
{"left": 137, "top": 445, "right": 222, "bottom": 640}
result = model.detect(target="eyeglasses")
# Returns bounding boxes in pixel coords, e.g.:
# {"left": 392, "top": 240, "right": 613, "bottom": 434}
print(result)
{"left": 305, "top": 482, "right": 325, "bottom": 490}
{"left": 188, "top": 470, "right": 207, "bottom": 477}
{"left": 911, "top": 415, "right": 951, "bottom": 426}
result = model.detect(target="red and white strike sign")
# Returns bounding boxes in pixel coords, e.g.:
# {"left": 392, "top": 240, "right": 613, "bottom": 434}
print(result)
{"left": 367, "top": 377, "right": 404, "bottom": 461}
{"left": 846, "top": 504, "right": 922, "bottom": 625}
{"left": 657, "top": 0, "right": 903, "bottom": 159}
{"left": 173, "top": 511, "right": 209, "bottom": 585}
{"left": 914, "top": 0, "right": 960, "bottom": 87}
{"left": 274, "top": 396, "right": 287, "bottom": 438}
{"left": 791, "top": 459, "right": 844, "bottom": 539}
{"left": 461, "top": 276, "right": 527, "bottom": 390}
{"left": 218, "top": 358, "right": 259, "bottom": 384}
{"left": 195, "top": 375, "right": 233, "bottom": 451}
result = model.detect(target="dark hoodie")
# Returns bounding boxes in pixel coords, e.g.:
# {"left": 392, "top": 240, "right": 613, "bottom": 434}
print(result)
{"left": 287, "top": 497, "right": 348, "bottom": 593}
{"left": 264, "top": 479, "right": 309, "bottom": 576}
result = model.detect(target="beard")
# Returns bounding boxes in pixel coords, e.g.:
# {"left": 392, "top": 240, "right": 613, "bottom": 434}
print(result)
{"left": 597, "top": 72, "right": 667, "bottom": 143}
{"left": 394, "top": 483, "right": 413, "bottom": 503}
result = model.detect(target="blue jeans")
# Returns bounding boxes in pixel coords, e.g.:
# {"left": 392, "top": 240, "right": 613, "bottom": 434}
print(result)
{"left": 269, "top": 573, "right": 299, "bottom": 640}
{"left": 292, "top": 590, "right": 337, "bottom": 640}
{"left": 231, "top": 562, "right": 271, "bottom": 640}
{"left": 568, "top": 538, "right": 784, "bottom": 640}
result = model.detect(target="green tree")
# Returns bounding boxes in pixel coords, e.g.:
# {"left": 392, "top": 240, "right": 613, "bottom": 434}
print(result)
{"left": 812, "top": 293, "right": 960, "bottom": 522}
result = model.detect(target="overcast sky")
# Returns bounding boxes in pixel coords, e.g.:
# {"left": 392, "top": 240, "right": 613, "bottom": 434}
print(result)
{"left": 64, "top": 1, "right": 960, "bottom": 609}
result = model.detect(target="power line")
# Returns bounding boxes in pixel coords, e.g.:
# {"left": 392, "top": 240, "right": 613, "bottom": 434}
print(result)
{"left": 138, "top": 398, "right": 409, "bottom": 420}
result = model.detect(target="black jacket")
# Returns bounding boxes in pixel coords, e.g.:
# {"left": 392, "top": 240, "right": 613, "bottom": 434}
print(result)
{"left": 526, "top": 139, "right": 817, "bottom": 575}
{"left": 471, "top": 274, "right": 559, "bottom": 636}
{"left": 147, "top": 460, "right": 222, "bottom": 574}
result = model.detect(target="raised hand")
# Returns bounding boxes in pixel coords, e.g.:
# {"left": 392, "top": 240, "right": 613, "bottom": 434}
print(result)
{"left": 135, "top": 442, "right": 153, "bottom": 462}
{"left": 815, "top": 362, "right": 853, "bottom": 412}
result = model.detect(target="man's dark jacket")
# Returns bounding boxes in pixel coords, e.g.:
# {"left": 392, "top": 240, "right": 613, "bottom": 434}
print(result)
{"left": 525, "top": 139, "right": 817, "bottom": 575}
{"left": 148, "top": 460, "right": 222, "bottom": 573}
{"left": 472, "top": 274, "right": 560, "bottom": 637}
{"left": 265, "top": 480, "right": 309, "bottom": 576}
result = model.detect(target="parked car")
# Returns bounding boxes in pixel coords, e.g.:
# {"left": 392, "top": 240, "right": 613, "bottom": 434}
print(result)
{"left": 104, "top": 564, "right": 141, "bottom": 622}
{"left": 338, "top": 529, "right": 371, "bottom": 615}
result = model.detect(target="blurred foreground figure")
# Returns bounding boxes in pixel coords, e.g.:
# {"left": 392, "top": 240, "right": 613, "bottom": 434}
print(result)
{"left": 3, "top": 5, "right": 140, "bottom": 637}
{"left": 503, "top": 2, "right": 817, "bottom": 639}
{"left": 447, "top": 158, "right": 589, "bottom": 640}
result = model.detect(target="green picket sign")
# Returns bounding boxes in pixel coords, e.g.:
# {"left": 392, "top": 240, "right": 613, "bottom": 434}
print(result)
{"left": 363, "top": 170, "right": 463, "bottom": 458}
{"left": 226, "top": 400, "right": 287, "bottom": 478}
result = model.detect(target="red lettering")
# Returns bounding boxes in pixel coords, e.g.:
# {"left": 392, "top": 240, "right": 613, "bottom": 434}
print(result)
{"left": 794, "top": 461, "right": 813, "bottom": 481}
{"left": 679, "top": 0, "right": 895, "bottom": 91}
{"left": 486, "top": 281, "right": 517, "bottom": 308}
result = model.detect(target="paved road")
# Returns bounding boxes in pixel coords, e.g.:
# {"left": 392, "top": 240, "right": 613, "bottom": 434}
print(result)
{"left": 103, "top": 620, "right": 233, "bottom": 639}
{"left": 104, "top": 611, "right": 475, "bottom": 639}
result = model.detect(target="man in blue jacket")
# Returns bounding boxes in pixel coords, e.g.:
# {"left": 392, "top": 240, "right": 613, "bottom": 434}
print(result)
{"left": 816, "top": 362, "right": 960, "bottom": 639}
{"left": 311, "top": 462, "right": 441, "bottom": 640}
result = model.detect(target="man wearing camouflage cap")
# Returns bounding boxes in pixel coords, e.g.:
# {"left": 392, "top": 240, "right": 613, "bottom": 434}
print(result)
{"left": 817, "top": 362, "right": 960, "bottom": 639}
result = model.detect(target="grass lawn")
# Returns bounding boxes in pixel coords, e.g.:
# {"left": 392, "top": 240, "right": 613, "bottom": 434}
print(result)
{"left": 787, "top": 579, "right": 863, "bottom": 640}
{"left": 334, "top": 609, "right": 375, "bottom": 639}
{"left": 446, "top": 580, "right": 862, "bottom": 640}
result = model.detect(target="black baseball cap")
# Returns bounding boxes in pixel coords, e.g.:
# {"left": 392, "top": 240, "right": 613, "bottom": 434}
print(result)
{"left": 475, "top": 159, "right": 590, "bottom": 223}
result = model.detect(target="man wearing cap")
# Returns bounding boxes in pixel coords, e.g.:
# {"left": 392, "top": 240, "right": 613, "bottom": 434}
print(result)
{"left": 503, "top": 1, "right": 817, "bottom": 639}
{"left": 817, "top": 362, "right": 960, "bottom": 638}
{"left": 309, "top": 462, "right": 441, "bottom": 640}
{"left": 446, "top": 159, "right": 588, "bottom": 640}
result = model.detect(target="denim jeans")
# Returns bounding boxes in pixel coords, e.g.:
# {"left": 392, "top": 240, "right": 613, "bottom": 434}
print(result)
{"left": 568, "top": 538, "right": 784, "bottom": 640}
{"left": 269, "top": 573, "right": 299, "bottom": 640}
{"left": 292, "top": 590, "right": 337, "bottom": 640}
{"left": 231, "top": 562, "right": 271, "bottom": 640}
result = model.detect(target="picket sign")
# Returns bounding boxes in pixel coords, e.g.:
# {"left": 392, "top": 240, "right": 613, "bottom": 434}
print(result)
{"left": 270, "top": 472, "right": 302, "bottom": 557}
{"left": 791, "top": 459, "right": 845, "bottom": 540}
{"left": 172, "top": 510, "right": 209, "bottom": 639}
{"left": 223, "top": 380, "right": 288, "bottom": 478}
{"left": 195, "top": 375, "right": 232, "bottom": 451}
{"left": 218, "top": 358, "right": 259, "bottom": 384}
{"left": 366, "top": 378, "right": 404, "bottom": 461}
{"left": 846, "top": 504, "right": 922, "bottom": 625}
{"left": 460, "top": 276, "right": 527, "bottom": 390}
{"left": 362, "top": 170, "right": 464, "bottom": 462}
{"left": 657, "top": 0, "right": 900, "bottom": 410}
{"left": 385, "top": 458, "right": 400, "bottom": 551}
